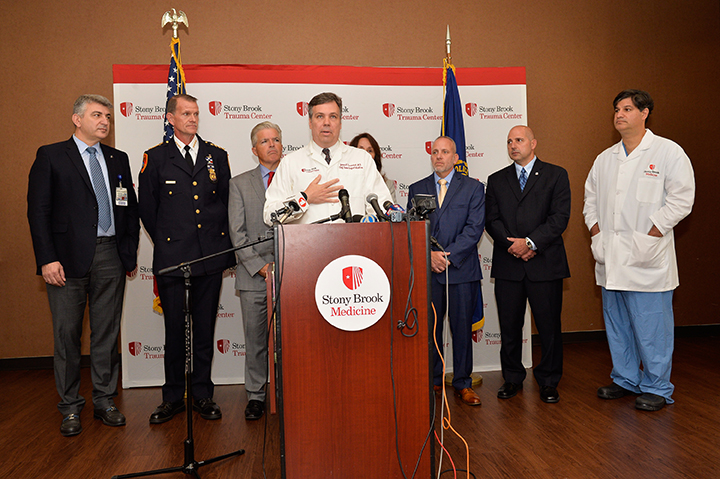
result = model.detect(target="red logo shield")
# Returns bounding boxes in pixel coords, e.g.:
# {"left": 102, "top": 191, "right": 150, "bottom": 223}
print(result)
{"left": 128, "top": 341, "right": 142, "bottom": 356}
{"left": 465, "top": 102, "right": 477, "bottom": 117}
{"left": 382, "top": 103, "right": 395, "bottom": 117}
{"left": 209, "top": 101, "right": 222, "bottom": 116}
{"left": 296, "top": 101, "right": 309, "bottom": 116}
{"left": 120, "top": 102, "right": 133, "bottom": 117}
{"left": 649, "top": 164, "right": 655, "bottom": 170}
{"left": 425, "top": 141, "right": 432, "bottom": 155}
{"left": 217, "top": 339, "right": 230, "bottom": 354}
{"left": 342, "top": 266, "right": 363, "bottom": 290}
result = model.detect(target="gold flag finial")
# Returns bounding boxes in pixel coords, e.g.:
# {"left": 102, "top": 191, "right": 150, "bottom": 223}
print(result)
{"left": 162, "top": 8, "right": 188, "bottom": 38}
{"left": 446, "top": 25, "right": 452, "bottom": 61}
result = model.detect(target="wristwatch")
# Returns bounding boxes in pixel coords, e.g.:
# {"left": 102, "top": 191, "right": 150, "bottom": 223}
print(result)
{"left": 525, "top": 237, "right": 534, "bottom": 250}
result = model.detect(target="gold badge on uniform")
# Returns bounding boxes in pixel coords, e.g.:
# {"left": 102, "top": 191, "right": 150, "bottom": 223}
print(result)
{"left": 205, "top": 154, "right": 217, "bottom": 183}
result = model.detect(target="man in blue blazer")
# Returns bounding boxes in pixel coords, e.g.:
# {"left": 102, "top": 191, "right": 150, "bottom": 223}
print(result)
{"left": 27, "top": 94, "right": 140, "bottom": 436}
{"left": 407, "top": 136, "right": 485, "bottom": 406}
{"left": 485, "top": 125, "right": 570, "bottom": 403}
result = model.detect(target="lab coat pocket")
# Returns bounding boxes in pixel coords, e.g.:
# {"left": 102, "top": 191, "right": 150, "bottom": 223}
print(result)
{"left": 590, "top": 231, "right": 605, "bottom": 264}
{"left": 636, "top": 178, "right": 663, "bottom": 204}
{"left": 627, "top": 231, "right": 669, "bottom": 269}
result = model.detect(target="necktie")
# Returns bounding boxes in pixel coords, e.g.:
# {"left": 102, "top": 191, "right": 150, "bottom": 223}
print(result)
{"left": 184, "top": 145, "right": 193, "bottom": 170}
{"left": 267, "top": 171, "right": 275, "bottom": 188}
{"left": 438, "top": 179, "right": 448, "bottom": 207}
{"left": 322, "top": 148, "right": 331, "bottom": 165}
{"left": 519, "top": 167, "right": 527, "bottom": 191}
{"left": 87, "top": 146, "right": 111, "bottom": 233}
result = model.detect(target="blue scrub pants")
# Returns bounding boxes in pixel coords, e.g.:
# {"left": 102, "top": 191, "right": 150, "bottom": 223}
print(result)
{"left": 601, "top": 288, "right": 675, "bottom": 403}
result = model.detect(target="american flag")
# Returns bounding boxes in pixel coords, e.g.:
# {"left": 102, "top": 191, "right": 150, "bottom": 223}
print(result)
{"left": 164, "top": 37, "right": 187, "bottom": 141}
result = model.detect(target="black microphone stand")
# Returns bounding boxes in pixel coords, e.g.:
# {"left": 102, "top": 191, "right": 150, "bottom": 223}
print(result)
{"left": 112, "top": 235, "right": 273, "bottom": 479}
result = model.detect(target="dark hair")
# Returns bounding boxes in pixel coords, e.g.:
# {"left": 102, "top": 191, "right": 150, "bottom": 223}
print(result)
{"left": 613, "top": 89, "right": 654, "bottom": 116}
{"left": 308, "top": 92, "right": 342, "bottom": 117}
{"left": 349, "top": 132, "right": 383, "bottom": 172}
{"left": 166, "top": 93, "right": 198, "bottom": 114}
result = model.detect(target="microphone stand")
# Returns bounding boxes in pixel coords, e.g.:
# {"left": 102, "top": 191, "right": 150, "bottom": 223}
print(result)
{"left": 112, "top": 235, "right": 273, "bottom": 479}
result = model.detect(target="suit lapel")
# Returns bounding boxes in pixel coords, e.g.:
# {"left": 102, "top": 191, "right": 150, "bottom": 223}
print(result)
{"left": 168, "top": 138, "right": 194, "bottom": 176}
{"left": 66, "top": 138, "right": 94, "bottom": 193}
{"left": 249, "top": 166, "right": 266, "bottom": 202}
{"left": 504, "top": 164, "right": 523, "bottom": 201}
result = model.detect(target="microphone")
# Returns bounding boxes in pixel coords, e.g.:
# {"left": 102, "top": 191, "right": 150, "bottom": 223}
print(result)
{"left": 366, "top": 193, "right": 389, "bottom": 221}
{"left": 275, "top": 199, "right": 300, "bottom": 224}
{"left": 351, "top": 214, "right": 365, "bottom": 223}
{"left": 384, "top": 201, "right": 406, "bottom": 223}
{"left": 338, "top": 189, "right": 352, "bottom": 223}
{"left": 360, "top": 214, "right": 379, "bottom": 223}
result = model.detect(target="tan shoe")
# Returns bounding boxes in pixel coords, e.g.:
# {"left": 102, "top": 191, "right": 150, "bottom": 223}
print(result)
{"left": 455, "top": 387, "right": 482, "bottom": 406}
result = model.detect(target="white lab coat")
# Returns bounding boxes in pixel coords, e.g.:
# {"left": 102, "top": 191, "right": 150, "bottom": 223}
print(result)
{"left": 583, "top": 129, "right": 695, "bottom": 292}
{"left": 263, "top": 141, "right": 392, "bottom": 225}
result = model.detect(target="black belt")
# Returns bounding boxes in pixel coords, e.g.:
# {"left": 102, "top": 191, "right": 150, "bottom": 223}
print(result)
{"left": 96, "top": 236, "right": 116, "bottom": 244}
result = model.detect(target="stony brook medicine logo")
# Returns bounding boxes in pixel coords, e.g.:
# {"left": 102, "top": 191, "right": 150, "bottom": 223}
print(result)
{"left": 128, "top": 341, "right": 165, "bottom": 359}
{"left": 216, "top": 338, "right": 246, "bottom": 356}
{"left": 315, "top": 255, "right": 390, "bottom": 332}
{"left": 208, "top": 101, "right": 273, "bottom": 120}
{"left": 382, "top": 103, "right": 442, "bottom": 121}
{"left": 296, "top": 101, "right": 309, "bottom": 116}
{"left": 119, "top": 102, "right": 165, "bottom": 120}
{"left": 464, "top": 103, "right": 523, "bottom": 120}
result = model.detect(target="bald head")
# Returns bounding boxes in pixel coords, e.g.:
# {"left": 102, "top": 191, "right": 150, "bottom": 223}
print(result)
{"left": 507, "top": 125, "right": 537, "bottom": 166}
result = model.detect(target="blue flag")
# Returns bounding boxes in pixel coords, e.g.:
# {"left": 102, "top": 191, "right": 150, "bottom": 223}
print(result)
{"left": 164, "top": 37, "right": 187, "bottom": 141}
{"left": 441, "top": 60, "right": 468, "bottom": 176}
{"left": 441, "top": 59, "right": 484, "bottom": 333}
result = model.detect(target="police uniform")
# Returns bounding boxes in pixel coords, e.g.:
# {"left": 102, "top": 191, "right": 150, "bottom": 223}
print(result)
{"left": 139, "top": 135, "right": 235, "bottom": 403}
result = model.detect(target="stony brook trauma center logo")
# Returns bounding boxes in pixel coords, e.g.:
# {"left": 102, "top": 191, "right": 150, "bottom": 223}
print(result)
{"left": 315, "top": 255, "right": 391, "bottom": 332}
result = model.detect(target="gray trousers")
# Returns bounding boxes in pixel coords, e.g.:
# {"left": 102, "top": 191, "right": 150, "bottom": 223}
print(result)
{"left": 239, "top": 289, "right": 269, "bottom": 401}
{"left": 46, "top": 239, "right": 125, "bottom": 415}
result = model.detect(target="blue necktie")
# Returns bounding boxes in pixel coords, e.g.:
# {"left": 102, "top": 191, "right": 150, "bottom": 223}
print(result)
{"left": 88, "top": 146, "right": 111, "bottom": 232}
{"left": 519, "top": 167, "right": 527, "bottom": 192}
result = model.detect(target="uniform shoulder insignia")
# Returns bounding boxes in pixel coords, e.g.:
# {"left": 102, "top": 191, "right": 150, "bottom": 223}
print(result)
{"left": 146, "top": 141, "right": 164, "bottom": 151}
{"left": 207, "top": 141, "right": 226, "bottom": 152}
{"left": 141, "top": 152, "right": 149, "bottom": 173}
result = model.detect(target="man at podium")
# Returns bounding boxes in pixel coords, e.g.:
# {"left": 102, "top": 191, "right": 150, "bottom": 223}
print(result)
{"left": 263, "top": 92, "right": 391, "bottom": 225}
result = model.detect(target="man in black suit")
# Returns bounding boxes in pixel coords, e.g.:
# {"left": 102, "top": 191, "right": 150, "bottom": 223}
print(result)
{"left": 485, "top": 125, "right": 571, "bottom": 403}
{"left": 139, "top": 94, "right": 235, "bottom": 424}
{"left": 228, "top": 121, "right": 282, "bottom": 420}
{"left": 407, "top": 136, "right": 486, "bottom": 406}
{"left": 27, "top": 94, "right": 140, "bottom": 436}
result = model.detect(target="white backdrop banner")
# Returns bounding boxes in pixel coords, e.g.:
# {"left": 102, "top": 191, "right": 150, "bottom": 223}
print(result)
{"left": 113, "top": 64, "right": 532, "bottom": 388}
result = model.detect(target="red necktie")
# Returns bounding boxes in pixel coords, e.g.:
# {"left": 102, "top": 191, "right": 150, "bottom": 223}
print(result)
{"left": 267, "top": 171, "right": 275, "bottom": 187}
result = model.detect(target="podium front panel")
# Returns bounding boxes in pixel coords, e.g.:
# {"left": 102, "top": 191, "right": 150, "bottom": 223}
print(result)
{"left": 275, "top": 221, "right": 433, "bottom": 478}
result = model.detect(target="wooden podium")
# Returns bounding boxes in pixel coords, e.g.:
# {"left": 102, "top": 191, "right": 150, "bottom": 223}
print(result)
{"left": 272, "top": 221, "right": 434, "bottom": 478}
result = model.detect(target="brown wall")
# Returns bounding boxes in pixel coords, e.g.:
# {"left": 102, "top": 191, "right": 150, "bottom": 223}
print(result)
{"left": 2, "top": 0, "right": 719, "bottom": 359}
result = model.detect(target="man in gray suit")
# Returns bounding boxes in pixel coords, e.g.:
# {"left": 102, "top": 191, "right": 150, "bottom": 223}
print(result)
{"left": 228, "top": 121, "right": 282, "bottom": 420}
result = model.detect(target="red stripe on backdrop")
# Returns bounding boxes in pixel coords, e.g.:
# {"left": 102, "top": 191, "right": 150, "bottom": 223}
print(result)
{"left": 113, "top": 64, "right": 526, "bottom": 86}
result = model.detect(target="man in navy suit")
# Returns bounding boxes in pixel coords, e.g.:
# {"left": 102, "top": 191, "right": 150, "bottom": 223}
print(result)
{"left": 228, "top": 121, "right": 282, "bottom": 420}
{"left": 407, "top": 136, "right": 485, "bottom": 406}
{"left": 485, "top": 125, "right": 570, "bottom": 403}
{"left": 139, "top": 94, "right": 235, "bottom": 424}
{"left": 27, "top": 94, "right": 140, "bottom": 436}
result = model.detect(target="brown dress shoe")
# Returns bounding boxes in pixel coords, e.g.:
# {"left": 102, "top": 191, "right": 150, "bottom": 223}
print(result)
{"left": 455, "top": 387, "right": 482, "bottom": 406}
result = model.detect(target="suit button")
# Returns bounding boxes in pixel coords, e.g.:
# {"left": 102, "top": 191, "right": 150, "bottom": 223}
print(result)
{"left": 197, "top": 224, "right": 202, "bottom": 228}
{"left": 221, "top": 232, "right": 225, "bottom": 236}
{"left": 193, "top": 181, "right": 198, "bottom": 186}
{"left": 169, "top": 191, "right": 173, "bottom": 195}
{"left": 196, "top": 209, "right": 200, "bottom": 214}
{"left": 167, "top": 237, "right": 171, "bottom": 241}
{"left": 194, "top": 195, "right": 199, "bottom": 200}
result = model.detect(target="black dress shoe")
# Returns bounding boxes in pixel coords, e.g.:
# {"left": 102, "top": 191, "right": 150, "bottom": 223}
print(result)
{"left": 540, "top": 386, "right": 559, "bottom": 403}
{"left": 245, "top": 400, "right": 265, "bottom": 420}
{"left": 149, "top": 400, "right": 186, "bottom": 424}
{"left": 597, "top": 383, "right": 636, "bottom": 399}
{"left": 60, "top": 413, "right": 82, "bottom": 437}
{"left": 193, "top": 398, "right": 222, "bottom": 420}
{"left": 635, "top": 393, "right": 666, "bottom": 411}
{"left": 497, "top": 382, "right": 522, "bottom": 399}
{"left": 94, "top": 406, "right": 126, "bottom": 426}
